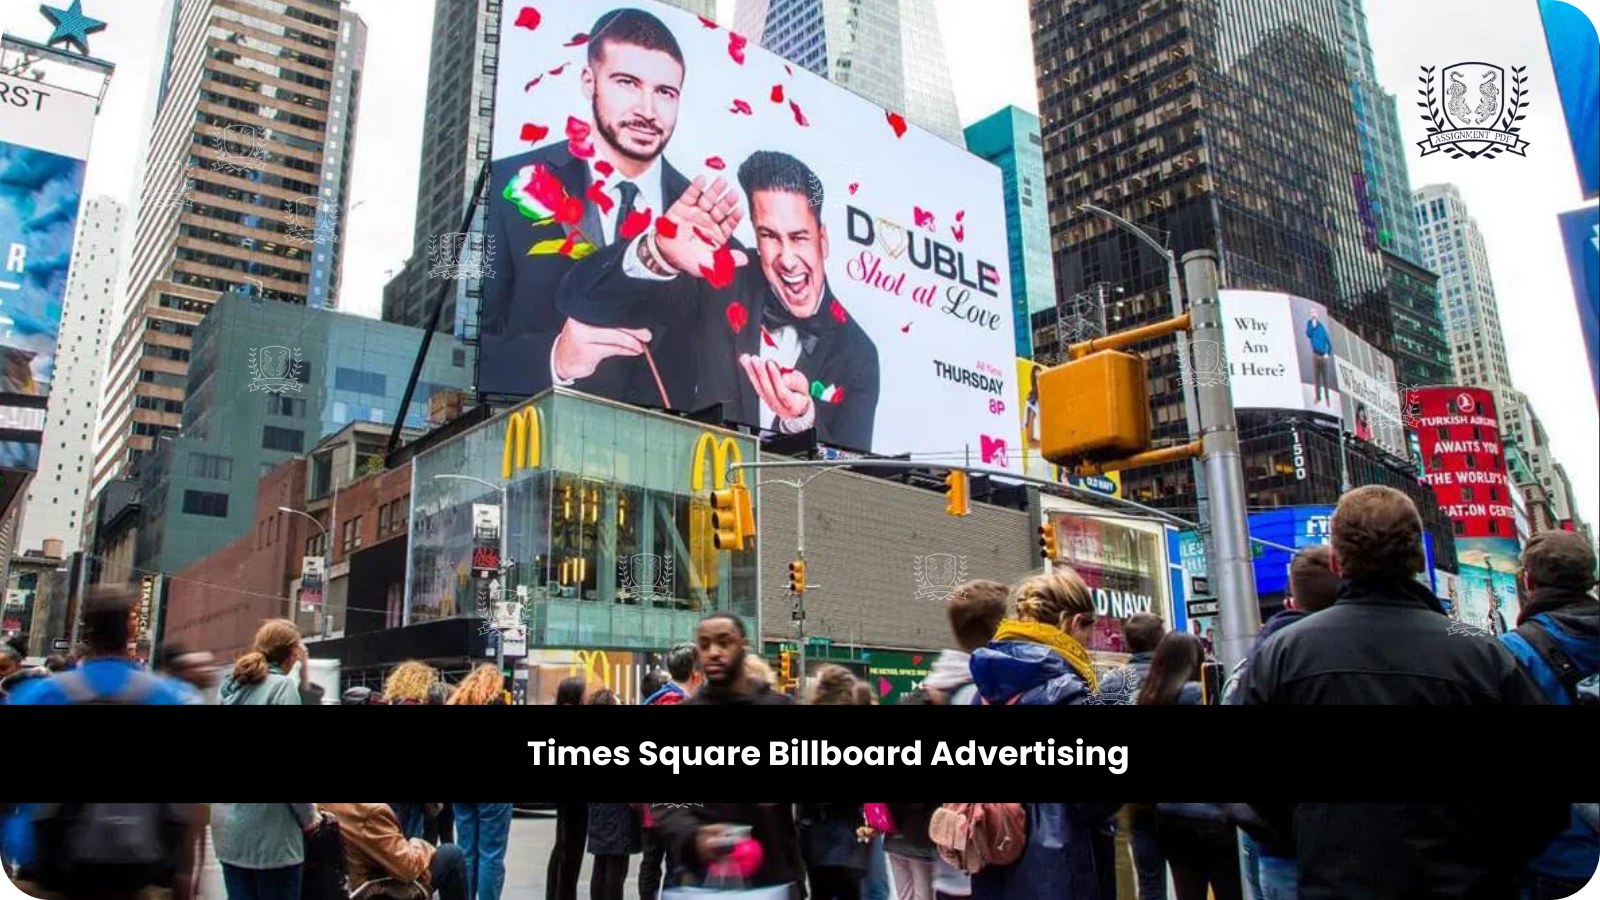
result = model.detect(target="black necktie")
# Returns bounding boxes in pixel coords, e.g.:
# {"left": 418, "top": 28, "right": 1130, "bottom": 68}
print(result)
{"left": 613, "top": 181, "right": 639, "bottom": 243}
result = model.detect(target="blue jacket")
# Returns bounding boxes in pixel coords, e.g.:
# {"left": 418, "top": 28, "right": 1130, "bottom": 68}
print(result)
{"left": 1306, "top": 319, "right": 1332, "bottom": 355}
{"left": 971, "top": 804, "right": 1120, "bottom": 900}
{"left": 1528, "top": 804, "right": 1599, "bottom": 881}
{"left": 5, "top": 659, "right": 193, "bottom": 705}
{"left": 970, "top": 641, "right": 1093, "bottom": 705}
{"left": 1499, "top": 587, "right": 1597, "bottom": 705}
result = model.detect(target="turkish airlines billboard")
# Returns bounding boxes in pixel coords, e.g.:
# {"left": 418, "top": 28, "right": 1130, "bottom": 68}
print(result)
{"left": 479, "top": 1, "right": 1019, "bottom": 468}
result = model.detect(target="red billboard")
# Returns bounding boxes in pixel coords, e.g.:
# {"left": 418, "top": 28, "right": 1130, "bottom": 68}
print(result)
{"left": 1407, "top": 387, "right": 1517, "bottom": 541}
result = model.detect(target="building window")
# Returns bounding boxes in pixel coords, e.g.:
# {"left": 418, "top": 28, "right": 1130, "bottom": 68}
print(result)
{"left": 268, "top": 395, "right": 307, "bottom": 417}
{"left": 1489, "top": 488, "right": 1499, "bottom": 502}
{"left": 1437, "top": 426, "right": 1450, "bottom": 440}
{"left": 1466, "top": 455, "right": 1476, "bottom": 469}
{"left": 1431, "top": 454, "right": 1444, "bottom": 471}
{"left": 1488, "top": 520, "right": 1499, "bottom": 535}
{"left": 1454, "top": 520, "right": 1465, "bottom": 536}
{"left": 341, "top": 516, "right": 363, "bottom": 553}
{"left": 186, "top": 453, "right": 233, "bottom": 481}
{"left": 263, "top": 426, "right": 305, "bottom": 452}
{"left": 182, "top": 490, "right": 229, "bottom": 518}
{"left": 335, "top": 367, "right": 387, "bottom": 395}
{"left": 1461, "top": 487, "right": 1474, "bottom": 503}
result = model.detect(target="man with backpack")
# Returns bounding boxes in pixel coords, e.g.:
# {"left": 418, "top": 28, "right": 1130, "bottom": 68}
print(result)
{"left": 1500, "top": 529, "right": 1598, "bottom": 705}
{"left": 10, "top": 803, "right": 202, "bottom": 900}
{"left": 5, "top": 586, "right": 195, "bottom": 705}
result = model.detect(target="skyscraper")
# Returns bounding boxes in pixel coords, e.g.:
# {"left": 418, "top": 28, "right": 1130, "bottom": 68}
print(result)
{"left": 1411, "top": 184, "right": 1513, "bottom": 391}
{"left": 93, "top": 0, "right": 367, "bottom": 497}
{"left": 735, "top": 0, "right": 964, "bottom": 144}
{"left": 18, "top": 197, "right": 125, "bottom": 555}
{"left": 965, "top": 107, "right": 1057, "bottom": 358}
{"left": 383, "top": 0, "right": 721, "bottom": 335}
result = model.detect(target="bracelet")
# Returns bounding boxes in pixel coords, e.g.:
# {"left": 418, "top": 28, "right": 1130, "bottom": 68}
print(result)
{"left": 639, "top": 231, "right": 678, "bottom": 277}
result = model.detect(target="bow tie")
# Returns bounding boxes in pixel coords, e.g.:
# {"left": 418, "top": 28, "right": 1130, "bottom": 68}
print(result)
{"left": 761, "top": 291, "right": 828, "bottom": 356}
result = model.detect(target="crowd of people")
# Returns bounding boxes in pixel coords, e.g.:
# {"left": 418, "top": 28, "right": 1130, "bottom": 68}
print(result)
{"left": 1, "top": 802, "right": 1594, "bottom": 900}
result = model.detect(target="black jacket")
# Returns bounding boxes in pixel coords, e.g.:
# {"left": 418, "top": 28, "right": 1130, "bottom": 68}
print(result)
{"left": 559, "top": 237, "right": 881, "bottom": 451}
{"left": 479, "top": 142, "right": 691, "bottom": 402}
{"left": 588, "top": 803, "right": 642, "bottom": 856}
{"left": 797, "top": 803, "right": 868, "bottom": 871}
{"left": 653, "top": 803, "right": 805, "bottom": 898}
{"left": 1273, "top": 803, "right": 1570, "bottom": 900}
{"left": 681, "top": 679, "right": 795, "bottom": 706}
{"left": 1241, "top": 576, "right": 1547, "bottom": 705}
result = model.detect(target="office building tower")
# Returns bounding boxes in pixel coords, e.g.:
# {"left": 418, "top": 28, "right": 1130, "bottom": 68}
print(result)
{"left": 1411, "top": 184, "right": 1514, "bottom": 392}
{"left": 965, "top": 107, "right": 1058, "bottom": 358}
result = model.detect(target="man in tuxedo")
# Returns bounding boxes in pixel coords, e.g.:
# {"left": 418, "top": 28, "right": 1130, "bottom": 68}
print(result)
{"left": 559, "top": 151, "right": 880, "bottom": 450}
{"left": 480, "top": 7, "right": 693, "bottom": 404}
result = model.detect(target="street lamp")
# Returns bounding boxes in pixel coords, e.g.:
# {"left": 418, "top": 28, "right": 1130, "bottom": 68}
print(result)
{"left": 432, "top": 474, "right": 513, "bottom": 676}
{"left": 279, "top": 506, "right": 330, "bottom": 634}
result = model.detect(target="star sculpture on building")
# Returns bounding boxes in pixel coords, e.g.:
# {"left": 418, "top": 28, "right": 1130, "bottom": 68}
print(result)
{"left": 40, "top": 1, "right": 107, "bottom": 56}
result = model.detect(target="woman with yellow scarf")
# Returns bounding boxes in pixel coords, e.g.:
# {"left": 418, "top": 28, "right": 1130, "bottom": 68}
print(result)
{"left": 969, "top": 570, "right": 1100, "bottom": 705}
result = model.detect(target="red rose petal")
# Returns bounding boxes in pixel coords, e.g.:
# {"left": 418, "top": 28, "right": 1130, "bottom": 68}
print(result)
{"left": 692, "top": 225, "right": 716, "bottom": 245}
{"left": 761, "top": 328, "right": 777, "bottom": 348}
{"left": 523, "top": 75, "right": 543, "bottom": 91}
{"left": 771, "top": 84, "right": 785, "bottom": 103}
{"left": 520, "top": 123, "right": 549, "bottom": 143}
{"left": 699, "top": 15, "right": 718, "bottom": 28}
{"left": 901, "top": 322, "right": 911, "bottom": 333}
{"left": 706, "top": 156, "right": 726, "bottom": 171}
{"left": 887, "top": 111, "right": 908, "bottom": 138}
{"left": 568, "top": 139, "right": 595, "bottom": 159}
{"left": 558, "top": 233, "right": 579, "bottom": 256}
{"left": 654, "top": 217, "right": 678, "bottom": 239}
{"left": 565, "top": 117, "right": 591, "bottom": 141}
{"left": 548, "top": 63, "right": 569, "bottom": 76}
{"left": 785, "top": 63, "right": 793, "bottom": 75}
{"left": 830, "top": 302, "right": 847, "bottom": 324}
{"left": 619, "top": 207, "right": 652, "bottom": 241}
{"left": 585, "top": 181, "right": 615, "bottom": 215}
{"left": 955, "top": 209, "right": 966, "bottom": 223}
{"left": 702, "top": 244, "right": 738, "bottom": 290}
{"left": 952, "top": 224, "right": 965, "bottom": 243}
{"left": 730, "top": 99, "right": 753, "bottom": 115}
{"left": 514, "top": 7, "right": 540, "bottom": 30}
{"left": 914, "top": 207, "right": 935, "bottom": 230}
{"left": 728, "top": 32, "right": 748, "bottom": 64}
{"left": 594, "top": 160, "right": 614, "bottom": 178}
{"left": 725, "top": 301, "right": 748, "bottom": 333}
{"left": 848, "top": 183, "right": 860, "bottom": 195}
{"left": 555, "top": 197, "right": 584, "bottom": 226}
{"left": 790, "top": 100, "right": 809, "bottom": 126}
{"left": 563, "top": 33, "right": 589, "bottom": 46}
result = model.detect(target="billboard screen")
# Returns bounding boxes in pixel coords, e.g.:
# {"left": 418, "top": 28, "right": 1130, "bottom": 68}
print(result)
{"left": 1049, "top": 513, "right": 1169, "bottom": 654}
{"left": 1408, "top": 387, "right": 1517, "bottom": 541}
{"left": 1219, "top": 289, "right": 1406, "bottom": 457}
{"left": 1558, "top": 205, "right": 1599, "bottom": 403}
{"left": 1, "top": 74, "right": 97, "bottom": 471}
{"left": 480, "top": 1, "right": 1017, "bottom": 465}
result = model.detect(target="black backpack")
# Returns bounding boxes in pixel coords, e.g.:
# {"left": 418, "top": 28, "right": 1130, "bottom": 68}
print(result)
{"left": 28, "top": 803, "right": 188, "bottom": 893}
{"left": 301, "top": 810, "right": 349, "bottom": 900}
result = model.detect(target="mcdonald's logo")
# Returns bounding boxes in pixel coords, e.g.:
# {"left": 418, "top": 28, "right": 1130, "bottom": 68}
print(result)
{"left": 570, "top": 649, "right": 613, "bottom": 689}
{"left": 691, "top": 432, "right": 745, "bottom": 492}
{"left": 501, "top": 406, "right": 543, "bottom": 478}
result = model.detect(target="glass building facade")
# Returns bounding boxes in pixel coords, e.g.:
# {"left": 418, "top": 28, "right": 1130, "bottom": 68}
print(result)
{"left": 965, "top": 107, "right": 1059, "bottom": 358}
{"left": 408, "top": 391, "right": 759, "bottom": 651}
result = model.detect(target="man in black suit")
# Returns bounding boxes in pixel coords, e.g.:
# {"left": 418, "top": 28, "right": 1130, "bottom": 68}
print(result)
{"left": 480, "top": 7, "right": 693, "bottom": 405}
{"left": 559, "top": 151, "right": 880, "bottom": 450}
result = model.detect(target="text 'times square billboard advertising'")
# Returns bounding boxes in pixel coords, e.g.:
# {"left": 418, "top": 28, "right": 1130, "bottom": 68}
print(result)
{"left": 480, "top": 1, "right": 1019, "bottom": 468}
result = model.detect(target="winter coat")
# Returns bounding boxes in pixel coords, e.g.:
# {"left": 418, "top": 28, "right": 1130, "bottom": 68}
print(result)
{"left": 969, "top": 641, "right": 1092, "bottom": 706}
{"left": 1223, "top": 609, "right": 1311, "bottom": 704}
{"left": 882, "top": 804, "right": 938, "bottom": 860}
{"left": 923, "top": 649, "right": 976, "bottom": 706}
{"left": 1499, "top": 585, "right": 1598, "bottom": 705}
{"left": 643, "top": 683, "right": 688, "bottom": 705}
{"left": 588, "top": 803, "right": 642, "bottom": 856}
{"left": 1241, "top": 577, "right": 1547, "bottom": 705}
{"left": 212, "top": 803, "right": 315, "bottom": 869}
{"left": 971, "top": 804, "right": 1121, "bottom": 900}
{"left": 1094, "top": 652, "right": 1152, "bottom": 706}
{"left": 219, "top": 665, "right": 301, "bottom": 706}
{"left": 654, "top": 803, "right": 805, "bottom": 898}
{"left": 319, "top": 802, "right": 436, "bottom": 890}
{"left": 798, "top": 804, "right": 869, "bottom": 871}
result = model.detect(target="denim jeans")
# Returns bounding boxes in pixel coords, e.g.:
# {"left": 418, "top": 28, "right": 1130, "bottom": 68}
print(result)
{"left": 1130, "top": 806, "right": 1168, "bottom": 900}
{"left": 221, "top": 864, "right": 303, "bottom": 900}
{"left": 432, "top": 843, "right": 470, "bottom": 900}
{"left": 455, "top": 803, "right": 513, "bottom": 900}
{"left": 389, "top": 803, "right": 429, "bottom": 840}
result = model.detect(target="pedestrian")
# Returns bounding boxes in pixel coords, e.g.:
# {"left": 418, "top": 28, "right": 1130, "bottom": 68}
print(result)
{"left": 588, "top": 804, "right": 643, "bottom": 900}
{"left": 212, "top": 803, "right": 317, "bottom": 900}
{"left": 555, "top": 677, "right": 586, "bottom": 706}
{"left": 390, "top": 805, "right": 431, "bottom": 841}
{"left": 1520, "top": 804, "right": 1599, "bottom": 900}
{"left": 1500, "top": 529, "right": 1598, "bottom": 705}
{"left": 385, "top": 660, "right": 440, "bottom": 704}
{"left": 1154, "top": 804, "right": 1242, "bottom": 900}
{"left": 798, "top": 804, "right": 870, "bottom": 900}
{"left": 42, "top": 654, "right": 68, "bottom": 673}
{"left": 643, "top": 643, "right": 700, "bottom": 705}
{"left": 0, "top": 643, "right": 20, "bottom": 684}
{"left": 682, "top": 612, "right": 794, "bottom": 705}
{"left": 1096, "top": 612, "right": 1164, "bottom": 706}
{"left": 155, "top": 643, "right": 218, "bottom": 704}
{"left": 1242, "top": 486, "right": 1547, "bottom": 704}
{"left": 453, "top": 803, "right": 513, "bottom": 900}
{"left": 638, "top": 805, "right": 680, "bottom": 900}
{"left": 8, "top": 803, "right": 202, "bottom": 899}
{"left": 448, "top": 665, "right": 507, "bottom": 705}
{"left": 218, "top": 619, "right": 306, "bottom": 706}
{"left": 427, "top": 682, "right": 456, "bottom": 705}
{"left": 547, "top": 803, "right": 589, "bottom": 900}
{"left": 1223, "top": 547, "right": 1340, "bottom": 704}
{"left": 1135, "top": 632, "right": 1204, "bottom": 705}
{"left": 654, "top": 803, "right": 805, "bottom": 900}
{"left": 5, "top": 586, "right": 194, "bottom": 705}
{"left": 587, "top": 688, "right": 620, "bottom": 705}
{"left": 881, "top": 804, "right": 939, "bottom": 900}
{"left": 1121, "top": 804, "right": 1166, "bottom": 900}
{"left": 319, "top": 803, "right": 468, "bottom": 900}
{"left": 970, "top": 804, "right": 1121, "bottom": 900}
{"left": 341, "top": 686, "right": 378, "bottom": 705}
{"left": 425, "top": 803, "right": 455, "bottom": 847}
{"left": 640, "top": 669, "right": 669, "bottom": 704}
{"left": 1227, "top": 804, "right": 1296, "bottom": 900}
{"left": 807, "top": 665, "right": 863, "bottom": 704}
{"left": 923, "top": 580, "right": 1008, "bottom": 706}
{"left": 969, "top": 570, "right": 1100, "bottom": 705}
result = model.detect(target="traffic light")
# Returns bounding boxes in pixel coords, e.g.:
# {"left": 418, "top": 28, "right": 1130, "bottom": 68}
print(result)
{"left": 1038, "top": 351, "right": 1151, "bottom": 464}
{"left": 788, "top": 559, "right": 806, "bottom": 594}
{"left": 1039, "top": 522, "right": 1059, "bottom": 560}
{"left": 711, "top": 483, "right": 755, "bottom": 551}
{"left": 779, "top": 650, "right": 794, "bottom": 683}
{"left": 944, "top": 470, "right": 970, "bottom": 517}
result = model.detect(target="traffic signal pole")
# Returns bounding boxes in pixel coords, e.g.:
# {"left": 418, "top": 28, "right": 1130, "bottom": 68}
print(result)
{"left": 1183, "top": 249, "right": 1261, "bottom": 670}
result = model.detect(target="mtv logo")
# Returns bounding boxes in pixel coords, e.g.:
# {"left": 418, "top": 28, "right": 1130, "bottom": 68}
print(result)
{"left": 980, "top": 435, "right": 1009, "bottom": 469}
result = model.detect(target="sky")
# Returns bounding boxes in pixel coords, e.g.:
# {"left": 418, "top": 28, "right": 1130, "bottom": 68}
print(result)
{"left": 0, "top": 0, "right": 1593, "bottom": 526}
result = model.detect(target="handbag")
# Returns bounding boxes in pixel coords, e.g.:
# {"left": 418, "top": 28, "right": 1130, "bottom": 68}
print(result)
{"left": 301, "top": 811, "right": 348, "bottom": 900}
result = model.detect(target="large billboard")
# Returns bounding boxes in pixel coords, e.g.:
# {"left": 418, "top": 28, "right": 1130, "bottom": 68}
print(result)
{"left": 1558, "top": 205, "right": 1599, "bottom": 404}
{"left": 1408, "top": 387, "right": 1517, "bottom": 541}
{"left": 480, "top": 2, "right": 1017, "bottom": 466}
{"left": 1048, "top": 512, "right": 1170, "bottom": 655}
{"left": 1219, "top": 289, "right": 1406, "bottom": 458}
{"left": 1, "top": 73, "right": 97, "bottom": 471}
{"left": 1539, "top": 0, "right": 1600, "bottom": 200}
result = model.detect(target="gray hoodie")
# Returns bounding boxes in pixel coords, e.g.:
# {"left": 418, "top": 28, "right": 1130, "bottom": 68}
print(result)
{"left": 925, "top": 649, "right": 977, "bottom": 706}
{"left": 213, "top": 803, "right": 316, "bottom": 869}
